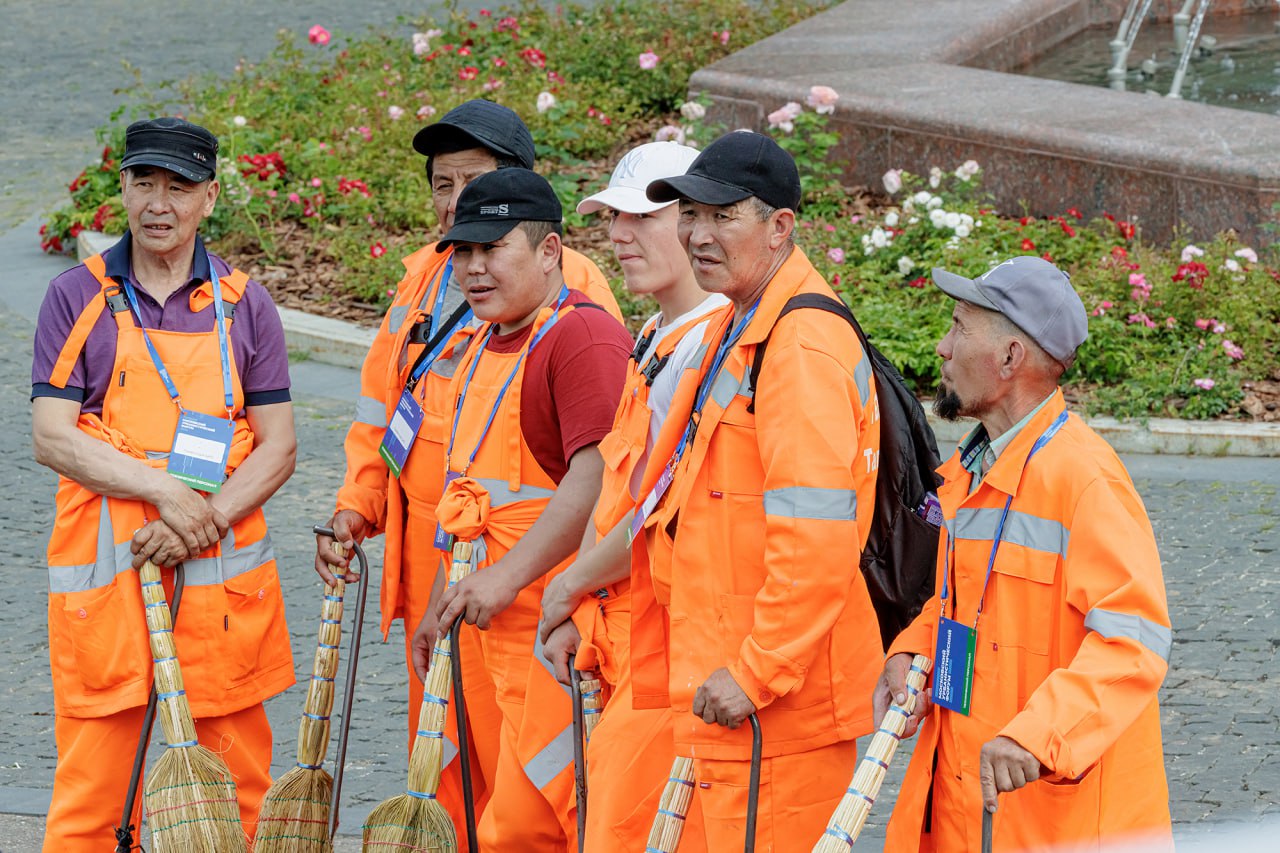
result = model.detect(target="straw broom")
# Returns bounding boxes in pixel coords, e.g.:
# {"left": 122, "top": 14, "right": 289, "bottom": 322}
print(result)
{"left": 255, "top": 542, "right": 351, "bottom": 852}
{"left": 578, "top": 672, "right": 603, "bottom": 742}
{"left": 362, "top": 540, "right": 474, "bottom": 852}
{"left": 811, "top": 654, "right": 933, "bottom": 851}
{"left": 644, "top": 756, "right": 696, "bottom": 852}
{"left": 139, "top": 558, "right": 246, "bottom": 852}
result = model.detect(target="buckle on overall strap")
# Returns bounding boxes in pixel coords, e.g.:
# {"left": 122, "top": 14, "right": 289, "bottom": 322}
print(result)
{"left": 642, "top": 352, "right": 670, "bottom": 386}
{"left": 630, "top": 327, "right": 656, "bottom": 363}
{"left": 103, "top": 284, "right": 130, "bottom": 315}
{"left": 408, "top": 315, "right": 432, "bottom": 344}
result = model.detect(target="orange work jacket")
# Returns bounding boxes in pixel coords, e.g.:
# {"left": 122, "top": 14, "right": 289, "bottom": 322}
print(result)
{"left": 885, "top": 391, "right": 1173, "bottom": 852}
{"left": 45, "top": 254, "right": 294, "bottom": 719}
{"left": 433, "top": 296, "right": 587, "bottom": 827}
{"left": 632, "top": 247, "right": 883, "bottom": 762}
{"left": 569, "top": 309, "right": 717, "bottom": 687}
{"left": 335, "top": 242, "right": 620, "bottom": 638}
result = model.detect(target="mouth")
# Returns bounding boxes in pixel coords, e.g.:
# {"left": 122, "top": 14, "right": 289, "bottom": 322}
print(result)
{"left": 616, "top": 253, "right": 642, "bottom": 264}
{"left": 140, "top": 222, "right": 175, "bottom": 238}
{"left": 466, "top": 283, "right": 497, "bottom": 301}
{"left": 691, "top": 253, "right": 721, "bottom": 271}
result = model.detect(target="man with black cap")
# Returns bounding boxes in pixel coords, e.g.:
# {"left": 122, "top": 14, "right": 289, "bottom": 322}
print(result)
{"left": 624, "top": 130, "right": 885, "bottom": 849}
{"left": 408, "top": 167, "right": 630, "bottom": 848}
{"left": 313, "top": 99, "right": 621, "bottom": 841}
{"left": 31, "top": 117, "right": 297, "bottom": 850}
{"left": 876, "top": 256, "right": 1173, "bottom": 852}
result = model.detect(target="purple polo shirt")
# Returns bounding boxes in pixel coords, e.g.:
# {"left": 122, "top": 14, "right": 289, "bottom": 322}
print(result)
{"left": 31, "top": 231, "right": 291, "bottom": 415}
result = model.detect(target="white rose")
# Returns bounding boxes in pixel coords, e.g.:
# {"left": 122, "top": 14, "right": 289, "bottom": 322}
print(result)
{"left": 233, "top": 115, "right": 247, "bottom": 127}
{"left": 884, "top": 212, "right": 899, "bottom": 227}
{"left": 944, "top": 212, "right": 961, "bottom": 229}
{"left": 929, "top": 166, "right": 943, "bottom": 188}
{"left": 898, "top": 256, "right": 916, "bottom": 275}
{"left": 926, "top": 196, "right": 944, "bottom": 210}
{"left": 955, "top": 224, "right": 971, "bottom": 238}
{"left": 537, "top": 91, "right": 557, "bottom": 113}
{"left": 882, "top": 169, "right": 903, "bottom": 195}
{"left": 913, "top": 191, "right": 932, "bottom": 206}
{"left": 929, "top": 209, "right": 948, "bottom": 228}
{"left": 871, "top": 227, "right": 890, "bottom": 248}
{"left": 680, "top": 101, "right": 706, "bottom": 121}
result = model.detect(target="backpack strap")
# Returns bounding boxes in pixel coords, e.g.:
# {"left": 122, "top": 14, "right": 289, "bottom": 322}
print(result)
{"left": 747, "top": 293, "right": 867, "bottom": 413}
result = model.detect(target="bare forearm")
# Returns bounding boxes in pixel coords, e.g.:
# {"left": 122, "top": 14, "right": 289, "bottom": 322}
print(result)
{"left": 211, "top": 402, "right": 297, "bottom": 526}
{"left": 32, "top": 405, "right": 175, "bottom": 505}
{"left": 558, "top": 512, "right": 633, "bottom": 599}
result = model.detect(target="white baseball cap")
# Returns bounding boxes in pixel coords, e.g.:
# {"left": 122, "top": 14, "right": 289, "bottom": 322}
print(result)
{"left": 577, "top": 141, "right": 700, "bottom": 215}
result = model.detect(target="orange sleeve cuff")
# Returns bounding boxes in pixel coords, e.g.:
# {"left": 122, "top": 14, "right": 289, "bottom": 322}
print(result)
{"left": 728, "top": 658, "right": 779, "bottom": 712}
{"left": 999, "top": 711, "right": 1076, "bottom": 781}
{"left": 335, "top": 481, "right": 387, "bottom": 534}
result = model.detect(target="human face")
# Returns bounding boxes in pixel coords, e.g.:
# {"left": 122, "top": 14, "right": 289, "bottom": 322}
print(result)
{"left": 608, "top": 204, "right": 688, "bottom": 298}
{"left": 934, "top": 301, "right": 1005, "bottom": 421}
{"left": 430, "top": 149, "right": 499, "bottom": 233}
{"left": 452, "top": 226, "right": 561, "bottom": 333}
{"left": 121, "top": 167, "right": 218, "bottom": 261}
{"left": 677, "top": 198, "right": 792, "bottom": 309}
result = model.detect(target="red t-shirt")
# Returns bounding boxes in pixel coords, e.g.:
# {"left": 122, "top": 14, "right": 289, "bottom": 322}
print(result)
{"left": 486, "top": 289, "right": 631, "bottom": 483}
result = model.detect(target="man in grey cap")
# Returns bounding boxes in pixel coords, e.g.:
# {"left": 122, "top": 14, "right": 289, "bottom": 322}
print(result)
{"left": 875, "top": 256, "right": 1173, "bottom": 852}
{"left": 313, "top": 99, "right": 621, "bottom": 847}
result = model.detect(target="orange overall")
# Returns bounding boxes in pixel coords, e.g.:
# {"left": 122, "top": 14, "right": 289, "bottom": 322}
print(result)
{"left": 335, "top": 243, "right": 618, "bottom": 844}
{"left": 42, "top": 254, "right": 294, "bottom": 851}
{"left": 885, "top": 392, "right": 1174, "bottom": 853}
{"left": 632, "top": 248, "right": 884, "bottom": 851}
{"left": 434, "top": 296, "right": 586, "bottom": 851}
{"left": 569, "top": 309, "right": 720, "bottom": 850}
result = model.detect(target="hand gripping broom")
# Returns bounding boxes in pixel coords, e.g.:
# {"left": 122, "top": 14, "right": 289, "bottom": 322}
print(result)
{"left": 139, "top": 558, "right": 246, "bottom": 852}
{"left": 362, "top": 539, "right": 474, "bottom": 852}
{"left": 811, "top": 655, "right": 933, "bottom": 851}
{"left": 255, "top": 534, "right": 367, "bottom": 852}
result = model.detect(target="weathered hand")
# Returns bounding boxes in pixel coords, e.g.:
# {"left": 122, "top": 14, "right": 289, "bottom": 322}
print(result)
{"left": 539, "top": 571, "right": 579, "bottom": 644}
{"left": 873, "top": 652, "right": 932, "bottom": 739}
{"left": 435, "top": 565, "right": 519, "bottom": 633}
{"left": 131, "top": 520, "right": 188, "bottom": 569}
{"left": 691, "top": 667, "right": 757, "bottom": 729}
{"left": 979, "top": 735, "right": 1044, "bottom": 813}
{"left": 314, "top": 509, "right": 369, "bottom": 585}
{"left": 410, "top": 606, "right": 442, "bottom": 683}
{"left": 542, "top": 619, "right": 582, "bottom": 686}
{"left": 155, "top": 479, "right": 222, "bottom": 556}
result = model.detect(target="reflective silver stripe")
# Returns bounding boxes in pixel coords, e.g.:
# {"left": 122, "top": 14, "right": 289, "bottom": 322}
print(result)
{"left": 853, "top": 355, "right": 874, "bottom": 405}
{"left": 180, "top": 533, "right": 276, "bottom": 586}
{"left": 145, "top": 451, "right": 169, "bottom": 461}
{"left": 1084, "top": 608, "right": 1172, "bottom": 662}
{"left": 709, "top": 368, "right": 742, "bottom": 409}
{"left": 687, "top": 343, "right": 709, "bottom": 370}
{"left": 763, "top": 486, "right": 857, "bottom": 521}
{"left": 388, "top": 305, "right": 408, "bottom": 335}
{"left": 354, "top": 395, "right": 387, "bottom": 429}
{"left": 473, "top": 477, "right": 555, "bottom": 508}
{"left": 531, "top": 631, "right": 573, "bottom": 699}
{"left": 428, "top": 347, "right": 466, "bottom": 380}
{"left": 952, "top": 507, "right": 1070, "bottom": 559}
{"left": 523, "top": 723, "right": 575, "bottom": 791}
{"left": 440, "top": 734, "right": 461, "bottom": 769}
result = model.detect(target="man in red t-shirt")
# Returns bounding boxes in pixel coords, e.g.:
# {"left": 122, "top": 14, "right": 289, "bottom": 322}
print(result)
{"left": 412, "top": 167, "right": 631, "bottom": 848}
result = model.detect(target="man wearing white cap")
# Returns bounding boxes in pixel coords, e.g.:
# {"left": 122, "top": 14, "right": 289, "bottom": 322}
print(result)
{"left": 538, "top": 141, "right": 726, "bottom": 849}
{"left": 876, "top": 256, "right": 1173, "bottom": 852}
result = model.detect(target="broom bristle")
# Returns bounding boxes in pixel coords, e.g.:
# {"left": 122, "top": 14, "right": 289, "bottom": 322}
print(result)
{"left": 811, "top": 655, "right": 933, "bottom": 852}
{"left": 255, "top": 765, "right": 334, "bottom": 852}
{"left": 645, "top": 755, "right": 696, "bottom": 852}
{"left": 362, "top": 795, "right": 456, "bottom": 852}
{"left": 579, "top": 675, "right": 603, "bottom": 742}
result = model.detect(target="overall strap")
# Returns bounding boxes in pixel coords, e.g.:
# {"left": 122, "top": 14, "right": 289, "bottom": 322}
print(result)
{"left": 48, "top": 254, "right": 130, "bottom": 389}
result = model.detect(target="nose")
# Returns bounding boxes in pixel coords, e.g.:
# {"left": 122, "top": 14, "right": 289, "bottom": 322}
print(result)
{"left": 685, "top": 216, "right": 713, "bottom": 249}
{"left": 936, "top": 328, "right": 954, "bottom": 360}
{"left": 609, "top": 215, "right": 633, "bottom": 246}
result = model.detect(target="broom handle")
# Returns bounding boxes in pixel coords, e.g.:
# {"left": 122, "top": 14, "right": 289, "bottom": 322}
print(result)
{"left": 570, "top": 653, "right": 587, "bottom": 853}
{"left": 745, "top": 713, "right": 762, "bottom": 853}
{"left": 982, "top": 808, "right": 993, "bottom": 853}
{"left": 312, "top": 525, "right": 370, "bottom": 840}
{"left": 449, "top": 616, "right": 479, "bottom": 853}
{"left": 115, "top": 563, "right": 186, "bottom": 853}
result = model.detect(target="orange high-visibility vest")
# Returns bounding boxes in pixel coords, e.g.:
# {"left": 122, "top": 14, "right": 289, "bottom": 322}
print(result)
{"left": 45, "top": 254, "right": 294, "bottom": 719}
{"left": 632, "top": 247, "right": 883, "bottom": 761}
{"left": 434, "top": 294, "right": 590, "bottom": 836}
{"left": 885, "top": 391, "right": 1173, "bottom": 852}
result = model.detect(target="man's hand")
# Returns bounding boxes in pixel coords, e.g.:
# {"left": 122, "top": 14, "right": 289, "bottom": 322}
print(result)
{"left": 542, "top": 619, "right": 581, "bottom": 686}
{"left": 315, "top": 509, "right": 369, "bottom": 585}
{"left": 154, "top": 479, "right": 224, "bottom": 555}
{"left": 410, "top": 606, "right": 441, "bottom": 683}
{"left": 131, "top": 520, "right": 189, "bottom": 569}
{"left": 873, "top": 652, "right": 932, "bottom": 739}
{"left": 539, "top": 571, "right": 580, "bottom": 644}
{"left": 979, "top": 735, "right": 1043, "bottom": 813}
{"left": 692, "top": 667, "right": 756, "bottom": 729}
{"left": 435, "top": 565, "right": 519, "bottom": 633}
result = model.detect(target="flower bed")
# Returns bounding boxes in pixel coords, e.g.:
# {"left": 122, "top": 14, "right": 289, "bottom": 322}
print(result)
{"left": 38, "top": 1, "right": 1280, "bottom": 420}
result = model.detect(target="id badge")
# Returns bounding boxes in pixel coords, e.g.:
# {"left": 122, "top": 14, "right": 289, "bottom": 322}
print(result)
{"left": 434, "top": 470, "right": 462, "bottom": 551}
{"left": 379, "top": 389, "right": 424, "bottom": 477}
{"left": 167, "top": 410, "right": 234, "bottom": 493}
{"left": 627, "top": 465, "right": 674, "bottom": 547}
{"left": 931, "top": 615, "right": 977, "bottom": 716}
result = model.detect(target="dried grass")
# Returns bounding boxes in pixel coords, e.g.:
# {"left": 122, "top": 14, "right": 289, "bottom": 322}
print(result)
{"left": 644, "top": 755, "right": 696, "bottom": 852}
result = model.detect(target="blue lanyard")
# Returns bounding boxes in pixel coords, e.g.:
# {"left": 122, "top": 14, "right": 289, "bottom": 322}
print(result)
{"left": 672, "top": 300, "right": 759, "bottom": 461}
{"left": 940, "top": 409, "right": 1069, "bottom": 629}
{"left": 445, "top": 284, "right": 569, "bottom": 474}
{"left": 407, "top": 259, "right": 473, "bottom": 388}
{"left": 120, "top": 249, "right": 235, "bottom": 417}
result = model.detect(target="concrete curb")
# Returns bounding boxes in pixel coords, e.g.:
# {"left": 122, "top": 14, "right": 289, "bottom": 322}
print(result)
{"left": 71, "top": 232, "right": 1280, "bottom": 457}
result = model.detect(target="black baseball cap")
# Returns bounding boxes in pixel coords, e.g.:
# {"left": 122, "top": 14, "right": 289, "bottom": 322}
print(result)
{"left": 436, "top": 168, "right": 562, "bottom": 251}
{"left": 119, "top": 117, "right": 218, "bottom": 182}
{"left": 412, "top": 99, "right": 536, "bottom": 169}
{"left": 646, "top": 130, "right": 801, "bottom": 212}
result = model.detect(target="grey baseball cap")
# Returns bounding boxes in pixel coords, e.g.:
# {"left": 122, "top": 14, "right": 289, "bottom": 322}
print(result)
{"left": 932, "top": 255, "right": 1088, "bottom": 362}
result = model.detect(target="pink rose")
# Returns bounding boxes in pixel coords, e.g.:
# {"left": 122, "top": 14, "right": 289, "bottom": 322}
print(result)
{"left": 388, "top": 105, "right": 405, "bottom": 121}
{"left": 638, "top": 51, "right": 660, "bottom": 70}
{"left": 1193, "top": 377, "right": 1215, "bottom": 391}
{"left": 308, "top": 25, "right": 331, "bottom": 46}
{"left": 827, "top": 247, "right": 845, "bottom": 264}
{"left": 882, "top": 169, "right": 903, "bottom": 195}
{"left": 806, "top": 85, "right": 839, "bottom": 115}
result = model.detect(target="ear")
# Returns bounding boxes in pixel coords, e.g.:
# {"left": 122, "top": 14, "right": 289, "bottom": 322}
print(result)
{"left": 768, "top": 208, "right": 795, "bottom": 249}
{"left": 539, "top": 231, "right": 563, "bottom": 275}
{"left": 1001, "top": 336, "right": 1029, "bottom": 379}
{"left": 202, "top": 180, "right": 220, "bottom": 219}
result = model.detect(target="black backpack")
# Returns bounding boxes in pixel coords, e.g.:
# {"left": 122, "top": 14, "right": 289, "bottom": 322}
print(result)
{"left": 748, "top": 293, "right": 943, "bottom": 650}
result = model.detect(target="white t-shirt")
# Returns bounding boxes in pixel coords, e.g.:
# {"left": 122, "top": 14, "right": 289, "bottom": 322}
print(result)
{"left": 629, "top": 293, "right": 729, "bottom": 495}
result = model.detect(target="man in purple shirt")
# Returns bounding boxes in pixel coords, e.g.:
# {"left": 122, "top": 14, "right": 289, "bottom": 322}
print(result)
{"left": 30, "top": 117, "right": 297, "bottom": 850}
